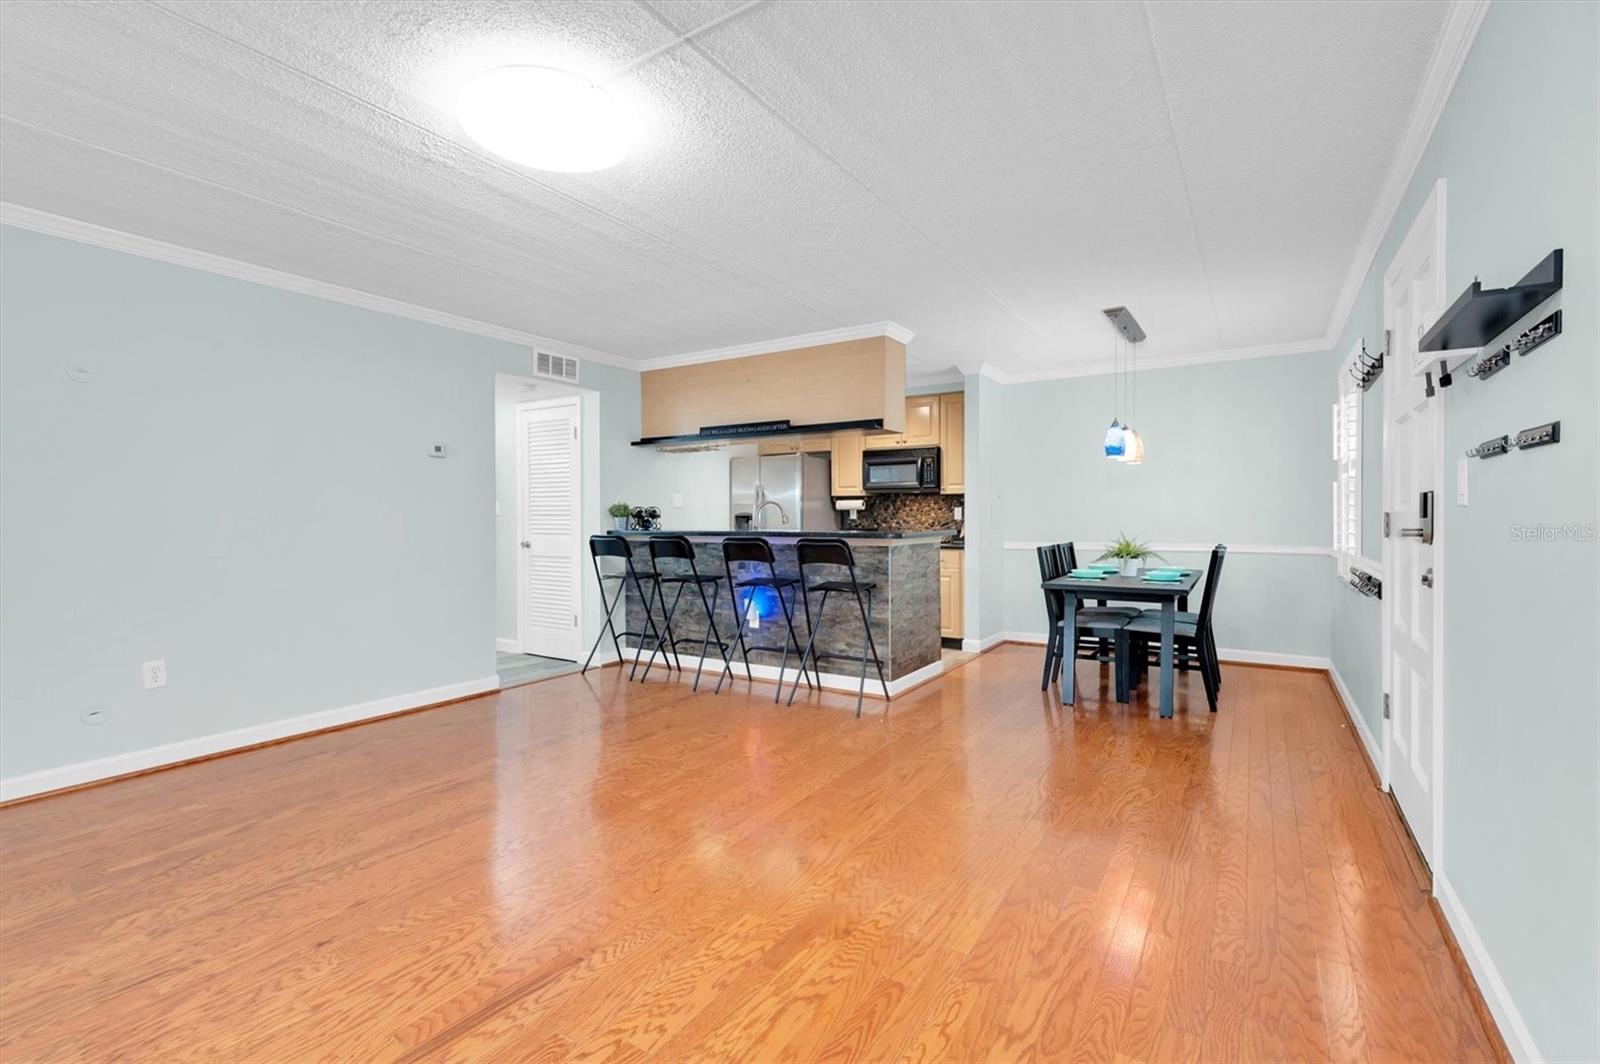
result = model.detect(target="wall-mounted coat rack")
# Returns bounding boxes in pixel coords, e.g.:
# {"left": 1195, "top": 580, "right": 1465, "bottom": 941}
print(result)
{"left": 1466, "top": 421, "right": 1560, "bottom": 458}
{"left": 1348, "top": 566, "right": 1382, "bottom": 599}
{"left": 1349, "top": 338, "right": 1385, "bottom": 391}
{"left": 1465, "top": 310, "right": 1562, "bottom": 382}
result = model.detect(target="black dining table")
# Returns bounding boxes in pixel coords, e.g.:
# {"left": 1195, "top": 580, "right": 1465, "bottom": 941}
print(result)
{"left": 1040, "top": 568, "right": 1202, "bottom": 718}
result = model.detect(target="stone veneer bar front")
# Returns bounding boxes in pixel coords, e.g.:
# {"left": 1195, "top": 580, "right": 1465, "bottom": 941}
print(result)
{"left": 612, "top": 530, "right": 948, "bottom": 692}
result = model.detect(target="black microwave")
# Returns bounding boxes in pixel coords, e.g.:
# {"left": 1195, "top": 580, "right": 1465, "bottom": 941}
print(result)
{"left": 862, "top": 447, "right": 941, "bottom": 494}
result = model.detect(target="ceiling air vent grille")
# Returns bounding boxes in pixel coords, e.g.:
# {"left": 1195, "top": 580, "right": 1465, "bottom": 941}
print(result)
{"left": 534, "top": 351, "right": 580, "bottom": 383}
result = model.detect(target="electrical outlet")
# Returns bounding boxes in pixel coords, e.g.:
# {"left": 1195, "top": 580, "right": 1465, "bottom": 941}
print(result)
{"left": 142, "top": 659, "right": 167, "bottom": 689}
{"left": 672, "top": 493, "right": 685, "bottom": 509}
{"left": 1456, "top": 458, "right": 1469, "bottom": 505}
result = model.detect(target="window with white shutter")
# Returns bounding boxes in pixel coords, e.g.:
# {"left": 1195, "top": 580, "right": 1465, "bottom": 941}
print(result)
{"left": 1332, "top": 342, "right": 1363, "bottom": 580}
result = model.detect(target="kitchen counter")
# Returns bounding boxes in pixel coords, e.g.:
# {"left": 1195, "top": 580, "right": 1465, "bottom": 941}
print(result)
{"left": 615, "top": 528, "right": 953, "bottom": 543}
{"left": 614, "top": 530, "right": 943, "bottom": 689}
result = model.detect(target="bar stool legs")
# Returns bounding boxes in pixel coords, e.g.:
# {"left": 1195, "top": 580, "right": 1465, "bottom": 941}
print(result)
{"left": 850, "top": 586, "right": 891, "bottom": 717}
{"left": 787, "top": 536, "right": 892, "bottom": 718}
{"left": 719, "top": 583, "right": 815, "bottom": 700}
{"left": 640, "top": 535, "right": 734, "bottom": 691}
{"left": 584, "top": 535, "right": 670, "bottom": 679}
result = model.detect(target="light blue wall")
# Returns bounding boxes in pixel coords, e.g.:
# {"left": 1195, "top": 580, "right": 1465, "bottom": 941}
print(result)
{"left": 0, "top": 228, "right": 649, "bottom": 781}
{"left": 993, "top": 352, "right": 1336, "bottom": 659}
{"left": 962, "top": 372, "right": 1006, "bottom": 640}
{"left": 1326, "top": 4, "right": 1599, "bottom": 1058}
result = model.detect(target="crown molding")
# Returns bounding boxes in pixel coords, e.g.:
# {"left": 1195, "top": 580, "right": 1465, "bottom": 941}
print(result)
{"left": 1321, "top": 0, "right": 1490, "bottom": 346}
{"left": 0, "top": 203, "right": 638, "bottom": 370}
{"left": 637, "top": 320, "right": 915, "bottom": 371}
{"left": 953, "top": 362, "right": 1010, "bottom": 383}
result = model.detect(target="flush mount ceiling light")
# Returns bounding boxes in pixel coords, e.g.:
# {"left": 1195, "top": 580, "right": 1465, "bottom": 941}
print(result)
{"left": 457, "top": 66, "right": 635, "bottom": 172}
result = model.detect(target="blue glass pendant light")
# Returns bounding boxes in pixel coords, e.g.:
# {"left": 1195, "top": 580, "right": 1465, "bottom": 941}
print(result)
{"left": 1101, "top": 306, "right": 1147, "bottom": 465}
{"left": 1103, "top": 419, "right": 1126, "bottom": 458}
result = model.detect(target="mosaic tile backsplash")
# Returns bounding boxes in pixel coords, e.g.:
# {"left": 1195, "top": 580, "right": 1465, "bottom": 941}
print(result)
{"left": 850, "top": 494, "right": 963, "bottom": 532}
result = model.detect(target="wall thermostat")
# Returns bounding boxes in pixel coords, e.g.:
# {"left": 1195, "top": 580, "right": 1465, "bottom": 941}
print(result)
{"left": 428, "top": 443, "right": 448, "bottom": 458}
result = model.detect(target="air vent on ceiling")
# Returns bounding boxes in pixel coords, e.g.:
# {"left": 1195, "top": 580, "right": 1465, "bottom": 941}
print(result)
{"left": 534, "top": 351, "right": 580, "bottom": 383}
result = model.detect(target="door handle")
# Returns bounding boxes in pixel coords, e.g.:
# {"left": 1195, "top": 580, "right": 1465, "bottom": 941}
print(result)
{"left": 1399, "top": 490, "right": 1435, "bottom": 543}
{"left": 1420, "top": 567, "right": 1434, "bottom": 588}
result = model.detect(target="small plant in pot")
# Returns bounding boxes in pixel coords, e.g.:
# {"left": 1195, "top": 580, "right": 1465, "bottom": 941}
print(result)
{"left": 607, "top": 502, "right": 632, "bottom": 532}
{"left": 1097, "top": 532, "right": 1163, "bottom": 577}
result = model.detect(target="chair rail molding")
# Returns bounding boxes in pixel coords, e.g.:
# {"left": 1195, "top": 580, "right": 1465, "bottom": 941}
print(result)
{"left": 1003, "top": 541, "right": 1332, "bottom": 557}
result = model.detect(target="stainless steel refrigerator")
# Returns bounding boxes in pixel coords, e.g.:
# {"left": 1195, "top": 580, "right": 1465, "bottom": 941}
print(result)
{"left": 730, "top": 453, "right": 837, "bottom": 532}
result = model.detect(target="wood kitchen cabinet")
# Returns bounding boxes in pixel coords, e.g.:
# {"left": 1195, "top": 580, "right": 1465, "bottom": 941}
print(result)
{"left": 939, "top": 548, "right": 964, "bottom": 639}
{"left": 829, "top": 429, "right": 866, "bottom": 496}
{"left": 886, "top": 395, "right": 941, "bottom": 448}
{"left": 758, "top": 434, "right": 830, "bottom": 455}
{"left": 938, "top": 392, "right": 964, "bottom": 493}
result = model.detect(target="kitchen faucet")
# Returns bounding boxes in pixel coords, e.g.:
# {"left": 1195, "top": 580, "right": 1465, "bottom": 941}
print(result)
{"left": 754, "top": 498, "right": 789, "bottom": 529}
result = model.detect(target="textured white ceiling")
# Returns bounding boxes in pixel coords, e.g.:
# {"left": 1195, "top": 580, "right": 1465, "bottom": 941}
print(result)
{"left": 0, "top": 0, "right": 1451, "bottom": 378}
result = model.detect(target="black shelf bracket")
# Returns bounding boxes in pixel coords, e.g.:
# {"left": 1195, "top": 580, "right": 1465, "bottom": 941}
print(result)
{"left": 1420, "top": 248, "right": 1563, "bottom": 353}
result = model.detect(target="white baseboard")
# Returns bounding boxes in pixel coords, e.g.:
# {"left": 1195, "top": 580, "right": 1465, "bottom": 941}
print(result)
{"left": 495, "top": 637, "right": 521, "bottom": 655}
{"left": 1327, "top": 663, "right": 1383, "bottom": 776}
{"left": 618, "top": 647, "right": 942, "bottom": 700}
{"left": 0, "top": 675, "right": 500, "bottom": 803}
{"left": 961, "top": 632, "right": 1004, "bottom": 653}
{"left": 1216, "top": 647, "right": 1331, "bottom": 671}
{"left": 1000, "top": 631, "right": 1330, "bottom": 672}
{"left": 1435, "top": 875, "right": 1543, "bottom": 1063}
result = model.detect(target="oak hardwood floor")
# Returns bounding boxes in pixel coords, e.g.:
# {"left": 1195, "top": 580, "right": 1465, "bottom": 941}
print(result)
{"left": 0, "top": 647, "right": 1501, "bottom": 1062}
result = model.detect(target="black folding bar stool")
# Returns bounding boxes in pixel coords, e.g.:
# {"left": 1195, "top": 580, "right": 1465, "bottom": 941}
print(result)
{"left": 582, "top": 534, "right": 670, "bottom": 680}
{"left": 640, "top": 535, "right": 736, "bottom": 691}
{"left": 787, "top": 537, "right": 889, "bottom": 716}
{"left": 719, "top": 536, "right": 815, "bottom": 700}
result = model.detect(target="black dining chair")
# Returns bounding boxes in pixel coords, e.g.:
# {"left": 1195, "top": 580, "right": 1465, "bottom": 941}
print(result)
{"left": 1036, "top": 544, "right": 1138, "bottom": 698}
{"left": 1121, "top": 544, "right": 1227, "bottom": 711}
{"left": 1054, "top": 542, "right": 1140, "bottom": 665}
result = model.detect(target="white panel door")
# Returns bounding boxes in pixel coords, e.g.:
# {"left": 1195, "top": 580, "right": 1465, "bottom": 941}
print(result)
{"left": 1383, "top": 184, "right": 1446, "bottom": 868}
{"left": 517, "top": 398, "right": 581, "bottom": 661}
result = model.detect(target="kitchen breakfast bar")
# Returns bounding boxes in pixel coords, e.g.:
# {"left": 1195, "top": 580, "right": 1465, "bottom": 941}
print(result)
{"left": 611, "top": 530, "right": 949, "bottom": 697}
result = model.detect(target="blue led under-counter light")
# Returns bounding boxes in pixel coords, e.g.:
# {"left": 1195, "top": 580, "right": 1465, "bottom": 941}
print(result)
{"left": 739, "top": 585, "right": 785, "bottom": 623}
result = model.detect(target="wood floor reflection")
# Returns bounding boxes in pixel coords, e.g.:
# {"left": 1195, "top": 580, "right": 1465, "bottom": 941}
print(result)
{"left": 0, "top": 647, "right": 1500, "bottom": 1061}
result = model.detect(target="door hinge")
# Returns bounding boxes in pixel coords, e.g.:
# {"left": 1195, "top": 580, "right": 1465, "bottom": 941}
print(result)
{"left": 573, "top": 613, "right": 579, "bottom": 627}
{"left": 1383, "top": 512, "right": 1391, "bottom": 537}
{"left": 1383, "top": 693, "right": 1391, "bottom": 720}
{"left": 573, "top": 425, "right": 578, "bottom": 439}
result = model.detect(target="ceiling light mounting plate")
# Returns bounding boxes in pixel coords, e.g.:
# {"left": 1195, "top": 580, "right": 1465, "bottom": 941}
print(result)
{"left": 1101, "top": 306, "right": 1146, "bottom": 344}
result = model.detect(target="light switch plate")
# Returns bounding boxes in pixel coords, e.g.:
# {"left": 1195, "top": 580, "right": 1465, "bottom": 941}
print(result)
{"left": 1456, "top": 458, "right": 1469, "bottom": 505}
{"left": 672, "top": 493, "right": 684, "bottom": 509}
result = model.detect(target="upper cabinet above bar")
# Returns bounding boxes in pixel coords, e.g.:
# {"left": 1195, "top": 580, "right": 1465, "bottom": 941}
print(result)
{"left": 639, "top": 333, "right": 907, "bottom": 441}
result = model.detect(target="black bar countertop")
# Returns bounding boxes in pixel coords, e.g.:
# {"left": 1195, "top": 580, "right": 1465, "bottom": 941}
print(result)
{"left": 613, "top": 529, "right": 953, "bottom": 542}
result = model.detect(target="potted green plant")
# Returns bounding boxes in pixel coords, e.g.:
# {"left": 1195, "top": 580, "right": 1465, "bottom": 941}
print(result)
{"left": 607, "top": 502, "right": 632, "bottom": 532}
{"left": 1097, "top": 532, "right": 1163, "bottom": 577}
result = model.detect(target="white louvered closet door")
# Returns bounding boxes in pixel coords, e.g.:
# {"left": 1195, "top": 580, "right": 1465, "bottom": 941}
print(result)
{"left": 516, "top": 398, "right": 582, "bottom": 661}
